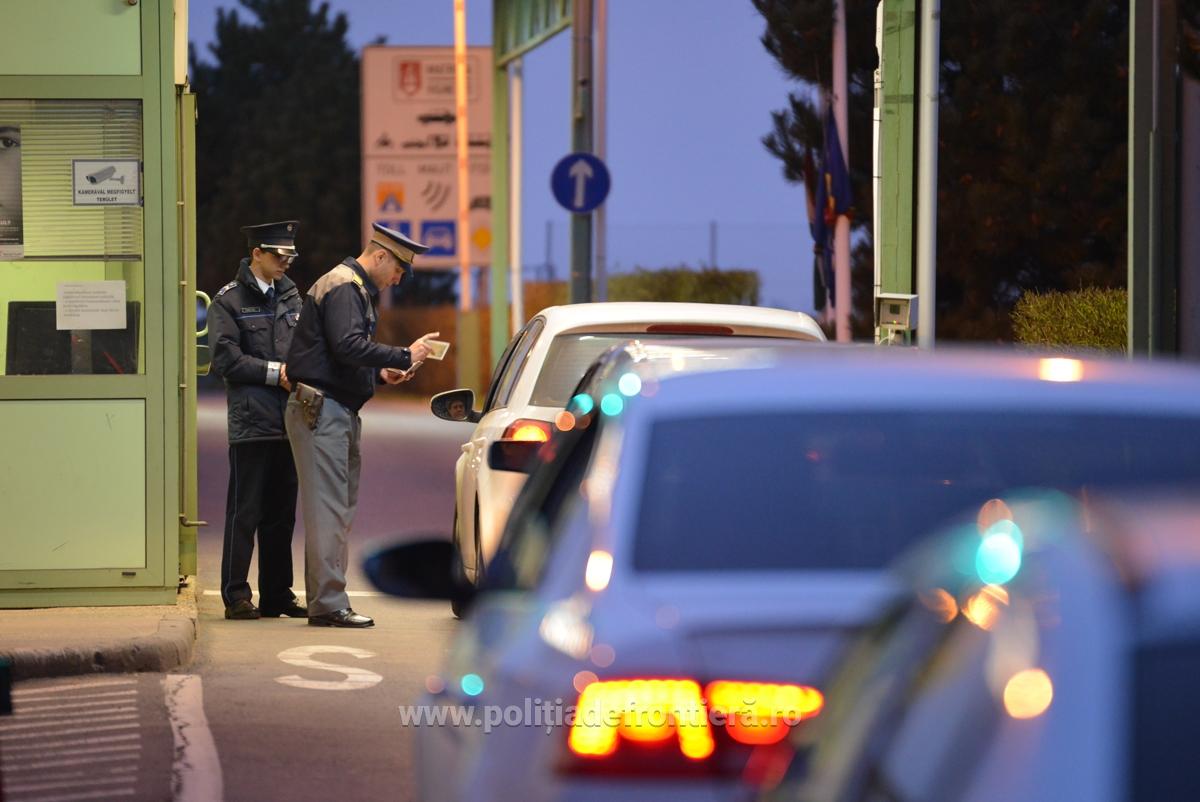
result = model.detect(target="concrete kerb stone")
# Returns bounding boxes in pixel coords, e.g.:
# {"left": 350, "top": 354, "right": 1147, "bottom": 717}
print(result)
{"left": 2, "top": 577, "right": 200, "bottom": 682}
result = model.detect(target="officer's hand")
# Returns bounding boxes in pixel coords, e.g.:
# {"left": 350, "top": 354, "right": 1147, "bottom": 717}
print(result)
{"left": 409, "top": 339, "right": 433, "bottom": 364}
{"left": 381, "top": 367, "right": 408, "bottom": 385}
{"left": 279, "top": 363, "right": 292, "bottom": 392}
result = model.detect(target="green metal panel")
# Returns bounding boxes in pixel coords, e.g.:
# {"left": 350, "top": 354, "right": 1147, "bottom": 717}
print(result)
{"left": 491, "top": 62, "right": 512, "bottom": 366}
{"left": 0, "top": 400, "right": 146, "bottom": 572}
{"left": 178, "top": 90, "right": 200, "bottom": 575}
{"left": 0, "top": 0, "right": 183, "bottom": 605}
{"left": 0, "top": 0, "right": 142, "bottom": 76}
{"left": 879, "top": 0, "right": 916, "bottom": 301}
{"left": 495, "top": 0, "right": 572, "bottom": 66}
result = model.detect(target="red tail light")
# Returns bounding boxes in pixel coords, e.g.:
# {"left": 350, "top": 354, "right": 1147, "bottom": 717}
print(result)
{"left": 501, "top": 418, "right": 552, "bottom": 442}
{"left": 563, "top": 677, "right": 823, "bottom": 777}
{"left": 645, "top": 324, "right": 735, "bottom": 335}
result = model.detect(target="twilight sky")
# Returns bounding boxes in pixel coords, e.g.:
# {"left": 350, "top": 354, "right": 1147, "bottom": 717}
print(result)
{"left": 188, "top": 0, "right": 818, "bottom": 310}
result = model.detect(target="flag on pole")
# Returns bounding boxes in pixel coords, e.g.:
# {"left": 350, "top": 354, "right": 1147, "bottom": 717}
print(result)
{"left": 803, "top": 148, "right": 831, "bottom": 312}
{"left": 816, "top": 105, "right": 853, "bottom": 308}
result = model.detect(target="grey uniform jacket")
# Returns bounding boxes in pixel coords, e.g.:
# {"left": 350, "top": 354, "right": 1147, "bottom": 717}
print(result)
{"left": 209, "top": 258, "right": 302, "bottom": 443}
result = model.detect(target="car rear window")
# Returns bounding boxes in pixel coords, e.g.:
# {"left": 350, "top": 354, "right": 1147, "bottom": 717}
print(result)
{"left": 634, "top": 411, "right": 1200, "bottom": 572}
{"left": 529, "top": 335, "right": 637, "bottom": 407}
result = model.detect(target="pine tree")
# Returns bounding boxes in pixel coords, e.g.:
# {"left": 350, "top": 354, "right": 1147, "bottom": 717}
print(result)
{"left": 753, "top": 1, "right": 1130, "bottom": 341}
{"left": 190, "top": 0, "right": 362, "bottom": 295}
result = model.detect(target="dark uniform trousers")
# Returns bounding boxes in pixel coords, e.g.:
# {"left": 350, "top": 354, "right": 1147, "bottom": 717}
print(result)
{"left": 221, "top": 440, "right": 299, "bottom": 609}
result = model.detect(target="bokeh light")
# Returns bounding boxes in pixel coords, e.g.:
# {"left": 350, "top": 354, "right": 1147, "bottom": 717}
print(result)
{"left": 600, "top": 393, "right": 624, "bottom": 416}
{"left": 977, "top": 528, "right": 1023, "bottom": 585}
{"left": 460, "top": 673, "right": 485, "bottom": 697}
{"left": 618, "top": 372, "right": 642, "bottom": 396}
{"left": 571, "top": 393, "right": 595, "bottom": 415}
{"left": 1003, "top": 668, "right": 1054, "bottom": 718}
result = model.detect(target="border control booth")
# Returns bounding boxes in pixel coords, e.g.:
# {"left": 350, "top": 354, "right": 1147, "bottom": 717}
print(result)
{"left": 0, "top": 0, "right": 199, "bottom": 607}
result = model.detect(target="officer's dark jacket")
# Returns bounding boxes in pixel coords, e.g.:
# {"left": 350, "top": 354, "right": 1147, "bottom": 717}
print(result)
{"left": 285, "top": 257, "right": 411, "bottom": 411}
{"left": 209, "top": 258, "right": 301, "bottom": 443}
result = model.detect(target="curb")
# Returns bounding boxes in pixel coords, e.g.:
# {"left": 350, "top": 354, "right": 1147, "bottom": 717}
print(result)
{"left": 2, "top": 577, "right": 199, "bottom": 682}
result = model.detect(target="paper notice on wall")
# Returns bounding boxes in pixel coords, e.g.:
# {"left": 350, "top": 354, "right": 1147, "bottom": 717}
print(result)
{"left": 0, "top": 123, "right": 23, "bottom": 259}
{"left": 56, "top": 281, "right": 126, "bottom": 330}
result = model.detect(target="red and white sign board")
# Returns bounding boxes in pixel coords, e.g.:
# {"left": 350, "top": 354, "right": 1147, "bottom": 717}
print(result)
{"left": 361, "top": 46, "right": 493, "bottom": 269}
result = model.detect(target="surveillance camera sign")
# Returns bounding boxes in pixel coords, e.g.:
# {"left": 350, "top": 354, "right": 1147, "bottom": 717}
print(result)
{"left": 72, "top": 160, "right": 141, "bottom": 206}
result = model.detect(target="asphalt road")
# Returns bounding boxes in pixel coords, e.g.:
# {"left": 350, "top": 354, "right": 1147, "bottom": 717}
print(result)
{"left": 190, "top": 392, "right": 469, "bottom": 801}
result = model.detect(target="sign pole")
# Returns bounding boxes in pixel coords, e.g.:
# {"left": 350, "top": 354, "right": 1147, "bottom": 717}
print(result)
{"left": 569, "top": 0, "right": 594, "bottom": 304}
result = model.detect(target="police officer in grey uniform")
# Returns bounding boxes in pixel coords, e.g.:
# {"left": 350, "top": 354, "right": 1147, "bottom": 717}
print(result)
{"left": 209, "top": 221, "right": 307, "bottom": 620}
{"left": 285, "top": 223, "right": 434, "bottom": 627}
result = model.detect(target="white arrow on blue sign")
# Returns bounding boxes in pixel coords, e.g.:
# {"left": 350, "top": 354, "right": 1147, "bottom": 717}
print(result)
{"left": 551, "top": 152, "right": 611, "bottom": 214}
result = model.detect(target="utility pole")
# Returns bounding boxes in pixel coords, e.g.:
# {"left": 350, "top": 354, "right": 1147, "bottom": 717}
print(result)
{"left": 509, "top": 57, "right": 525, "bottom": 333}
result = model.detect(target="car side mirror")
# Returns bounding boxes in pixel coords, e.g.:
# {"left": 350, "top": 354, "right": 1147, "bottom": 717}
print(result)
{"left": 362, "top": 539, "right": 475, "bottom": 609}
{"left": 431, "top": 388, "right": 480, "bottom": 423}
{"left": 488, "top": 440, "right": 541, "bottom": 473}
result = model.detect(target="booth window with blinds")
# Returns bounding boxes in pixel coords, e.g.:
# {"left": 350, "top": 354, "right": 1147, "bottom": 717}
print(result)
{"left": 0, "top": 99, "right": 144, "bottom": 376}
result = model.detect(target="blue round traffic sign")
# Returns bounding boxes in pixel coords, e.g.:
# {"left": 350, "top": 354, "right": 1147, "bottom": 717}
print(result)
{"left": 551, "top": 152, "right": 611, "bottom": 213}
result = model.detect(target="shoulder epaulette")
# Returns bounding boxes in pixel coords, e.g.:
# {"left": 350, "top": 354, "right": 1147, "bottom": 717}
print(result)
{"left": 216, "top": 280, "right": 238, "bottom": 297}
{"left": 350, "top": 273, "right": 364, "bottom": 287}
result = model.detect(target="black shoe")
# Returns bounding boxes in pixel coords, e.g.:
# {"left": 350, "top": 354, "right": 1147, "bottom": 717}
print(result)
{"left": 224, "top": 599, "right": 261, "bottom": 620}
{"left": 308, "top": 608, "right": 374, "bottom": 628}
{"left": 260, "top": 600, "right": 308, "bottom": 618}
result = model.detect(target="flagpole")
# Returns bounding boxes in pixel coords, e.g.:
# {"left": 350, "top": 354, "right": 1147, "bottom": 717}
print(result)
{"left": 833, "top": 0, "right": 852, "bottom": 342}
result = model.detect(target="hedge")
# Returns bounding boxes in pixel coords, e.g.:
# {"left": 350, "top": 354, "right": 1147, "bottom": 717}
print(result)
{"left": 1011, "top": 287, "right": 1126, "bottom": 351}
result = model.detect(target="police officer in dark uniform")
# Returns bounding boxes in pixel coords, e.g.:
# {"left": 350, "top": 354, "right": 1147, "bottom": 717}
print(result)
{"left": 285, "top": 223, "right": 435, "bottom": 627}
{"left": 209, "top": 221, "right": 307, "bottom": 620}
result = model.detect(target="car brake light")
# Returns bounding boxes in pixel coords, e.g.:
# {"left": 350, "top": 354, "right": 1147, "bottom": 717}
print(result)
{"left": 569, "top": 679, "right": 713, "bottom": 760}
{"left": 645, "top": 324, "right": 735, "bottom": 335}
{"left": 705, "top": 681, "right": 824, "bottom": 745}
{"left": 564, "top": 677, "right": 823, "bottom": 775}
{"left": 502, "top": 418, "right": 551, "bottom": 442}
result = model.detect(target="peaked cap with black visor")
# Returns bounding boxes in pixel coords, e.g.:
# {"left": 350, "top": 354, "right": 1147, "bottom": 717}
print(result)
{"left": 241, "top": 220, "right": 299, "bottom": 257}
{"left": 371, "top": 222, "right": 429, "bottom": 277}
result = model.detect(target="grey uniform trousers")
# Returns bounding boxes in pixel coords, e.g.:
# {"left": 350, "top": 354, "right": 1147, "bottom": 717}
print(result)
{"left": 284, "top": 392, "right": 362, "bottom": 616}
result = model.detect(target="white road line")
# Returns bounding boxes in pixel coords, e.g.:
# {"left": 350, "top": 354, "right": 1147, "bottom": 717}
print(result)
{"left": 12, "top": 679, "right": 136, "bottom": 696}
{"left": 5, "top": 774, "right": 135, "bottom": 794}
{"left": 14, "top": 690, "right": 138, "bottom": 705}
{"left": 164, "top": 674, "right": 223, "bottom": 802}
{"left": 18, "top": 697, "right": 140, "bottom": 713}
{"left": 1, "top": 733, "right": 141, "bottom": 753}
{"left": 0, "top": 722, "right": 140, "bottom": 741}
{"left": 14, "top": 788, "right": 137, "bottom": 801}
{"left": 0, "top": 713, "right": 138, "bottom": 731}
{"left": 15, "top": 705, "right": 138, "bottom": 720}
{"left": 7, "top": 753, "right": 141, "bottom": 772}
{"left": 4, "top": 746, "right": 142, "bottom": 768}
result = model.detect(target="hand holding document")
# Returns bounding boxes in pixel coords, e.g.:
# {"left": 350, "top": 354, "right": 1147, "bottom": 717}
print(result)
{"left": 383, "top": 332, "right": 452, "bottom": 383}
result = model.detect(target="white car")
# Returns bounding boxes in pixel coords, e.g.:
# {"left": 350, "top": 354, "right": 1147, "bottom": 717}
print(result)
{"left": 429, "top": 302, "right": 825, "bottom": 613}
{"left": 370, "top": 345, "right": 1200, "bottom": 802}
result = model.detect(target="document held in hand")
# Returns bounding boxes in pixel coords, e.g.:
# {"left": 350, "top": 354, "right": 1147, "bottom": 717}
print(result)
{"left": 424, "top": 339, "right": 450, "bottom": 361}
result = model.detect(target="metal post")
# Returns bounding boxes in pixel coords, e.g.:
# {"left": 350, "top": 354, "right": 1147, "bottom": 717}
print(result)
{"left": 454, "top": 0, "right": 472, "bottom": 310}
{"left": 490, "top": 42, "right": 512, "bottom": 366}
{"left": 915, "top": 0, "right": 939, "bottom": 348}
{"left": 833, "top": 0, "right": 852, "bottom": 341}
{"left": 709, "top": 221, "right": 717, "bottom": 267}
{"left": 1128, "top": 0, "right": 1178, "bottom": 355}
{"left": 510, "top": 58, "right": 525, "bottom": 333}
{"left": 594, "top": 0, "right": 608, "bottom": 301}
{"left": 569, "top": 0, "right": 594, "bottom": 304}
